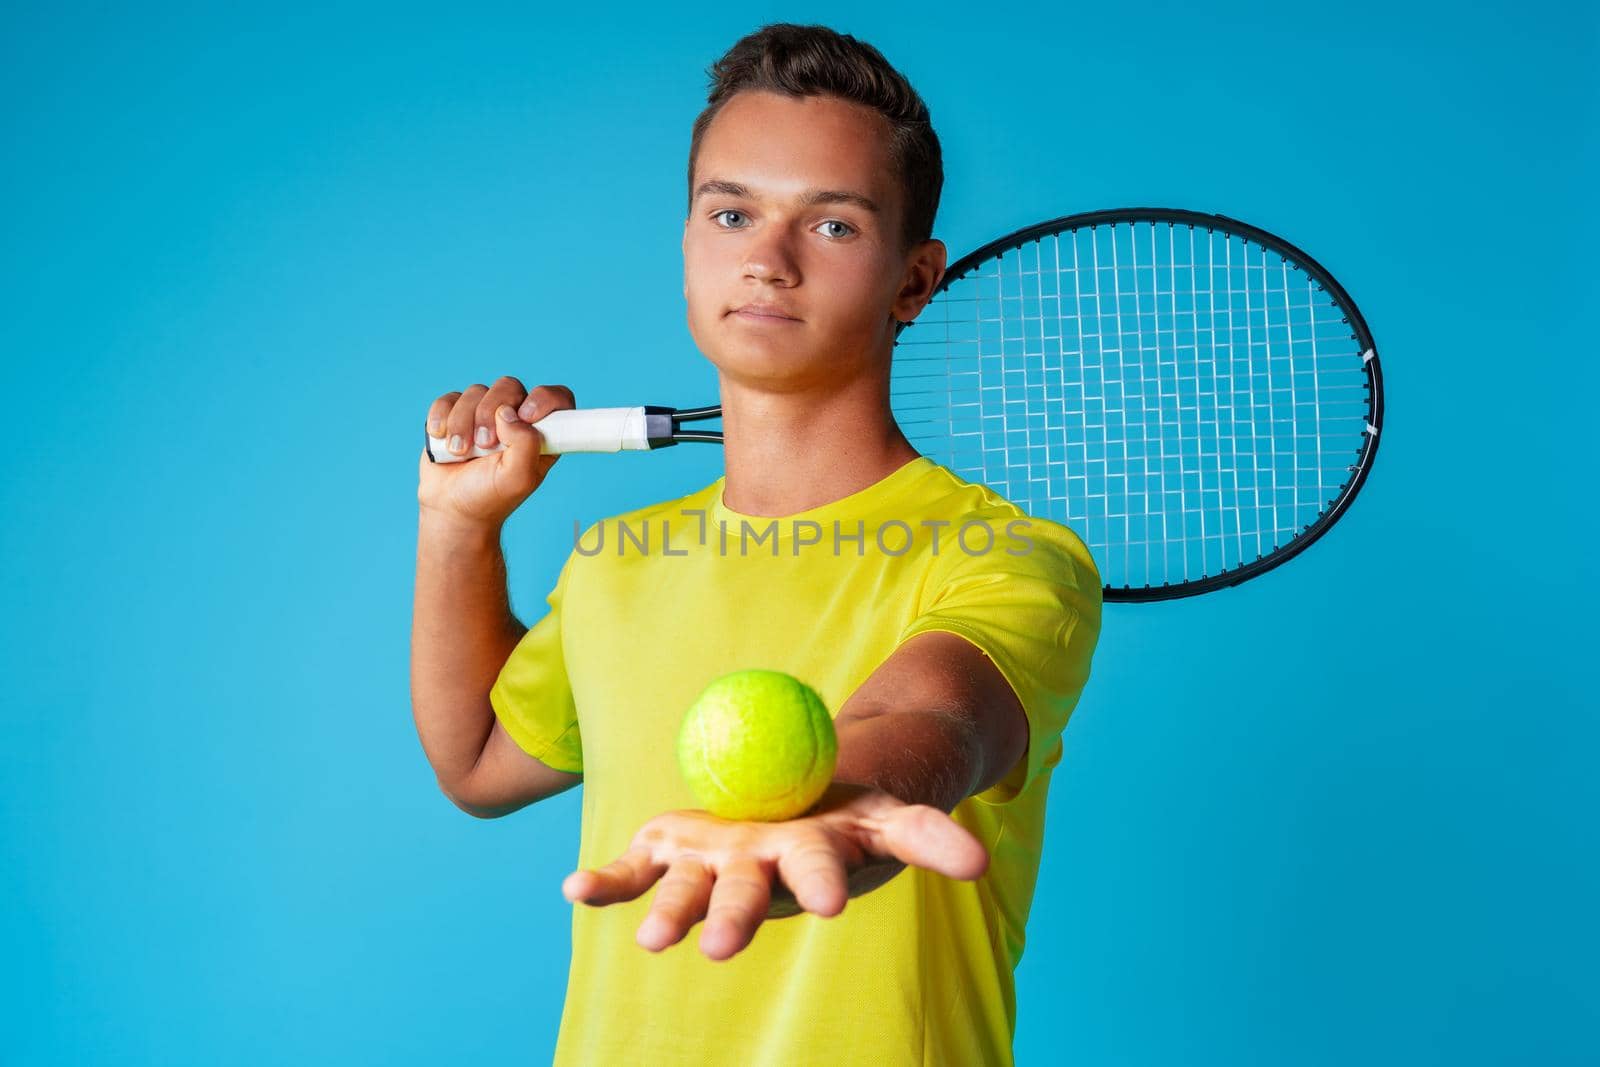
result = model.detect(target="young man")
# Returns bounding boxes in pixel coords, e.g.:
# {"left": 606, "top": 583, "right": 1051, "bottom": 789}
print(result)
{"left": 411, "top": 24, "right": 1101, "bottom": 1067}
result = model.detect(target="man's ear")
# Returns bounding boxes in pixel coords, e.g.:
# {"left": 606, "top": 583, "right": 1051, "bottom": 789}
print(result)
{"left": 682, "top": 218, "right": 690, "bottom": 301}
{"left": 892, "top": 239, "right": 948, "bottom": 324}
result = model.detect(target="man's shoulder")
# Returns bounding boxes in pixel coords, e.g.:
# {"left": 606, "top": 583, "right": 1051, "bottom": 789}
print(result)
{"left": 911, "top": 462, "right": 1101, "bottom": 591}
{"left": 911, "top": 461, "right": 1075, "bottom": 536}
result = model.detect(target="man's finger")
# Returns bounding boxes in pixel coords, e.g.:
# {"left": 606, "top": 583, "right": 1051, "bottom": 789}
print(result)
{"left": 699, "top": 856, "right": 772, "bottom": 961}
{"left": 637, "top": 859, "right": 714, "bottom": 952}
{"left": 775, "top": 838, "right": 849, "bottom": 918}
{"left": 426, "top": 391, "right": 463, "bottom": 440}
{"left": 563, "top": 847, "right": 663, "bottom": 906}
{"left": 870, "top": 805, "right": 989, "bottom": 881}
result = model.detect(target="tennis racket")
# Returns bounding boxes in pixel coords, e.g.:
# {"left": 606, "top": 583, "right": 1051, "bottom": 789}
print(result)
{"left": 424, "top": 207, "right": 1384, "bottom": 602}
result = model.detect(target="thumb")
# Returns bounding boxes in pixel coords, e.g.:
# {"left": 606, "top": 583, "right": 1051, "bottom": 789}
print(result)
{"left": 868, "top": 805, "right": 989, "bottom": 882}
{"left": 494, "top": 404, "right": 549, "bottom": 479}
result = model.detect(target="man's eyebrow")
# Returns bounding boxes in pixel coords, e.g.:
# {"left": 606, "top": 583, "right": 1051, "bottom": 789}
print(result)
{"left": 803, "top": 188, "right": 880, "bottom": 214}
{"left": 693, "top": 179, "right": 752, "bottom": 201}
{"left": 692, "top": 179, "right": 880, "bottom": 214}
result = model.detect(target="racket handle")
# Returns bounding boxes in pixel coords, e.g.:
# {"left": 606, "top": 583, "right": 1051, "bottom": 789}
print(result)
{"left": 426, "top": 406, "right": 668, "bottom": 463}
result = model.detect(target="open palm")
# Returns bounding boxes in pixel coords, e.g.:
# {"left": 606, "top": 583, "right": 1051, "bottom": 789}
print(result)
{"left": 562, "top": 782, "right": 989, "bottom": 961}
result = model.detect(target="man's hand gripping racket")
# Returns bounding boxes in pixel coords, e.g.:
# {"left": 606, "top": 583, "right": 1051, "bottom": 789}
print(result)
{"left": 416, "top": 380, "right": 581, "bottom": 531}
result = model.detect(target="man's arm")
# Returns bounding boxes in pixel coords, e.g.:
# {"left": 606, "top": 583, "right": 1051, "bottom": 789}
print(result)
{"left": 831, "top": 628, "right": 1030, "bottom": 812}
{"left": 410, "top": 509, "right": 579, "bottom": 817}
{"left": 411, "top": 381, "right": 584, "bottom": 818}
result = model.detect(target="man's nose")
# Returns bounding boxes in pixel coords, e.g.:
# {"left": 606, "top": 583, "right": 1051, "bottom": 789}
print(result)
{"left": 742, "top": 226, "right": 800, "bottom": 285}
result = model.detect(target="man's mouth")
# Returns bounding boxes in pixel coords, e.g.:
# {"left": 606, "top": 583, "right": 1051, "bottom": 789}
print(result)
{"left": 728, "top": 302, "right": 802, "bottom": 323}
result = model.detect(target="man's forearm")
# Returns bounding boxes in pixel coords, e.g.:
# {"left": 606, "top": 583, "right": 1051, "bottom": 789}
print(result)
{"left": 832, "top": 710, "right": 985, "bottom": 816}
{"left": 410, "top": 509, "right": 527, "bottom": 791}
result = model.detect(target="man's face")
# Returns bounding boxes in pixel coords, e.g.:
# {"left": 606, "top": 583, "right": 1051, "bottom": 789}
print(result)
{"left": 683, "top": 90, "right": 942, "bottom": 392}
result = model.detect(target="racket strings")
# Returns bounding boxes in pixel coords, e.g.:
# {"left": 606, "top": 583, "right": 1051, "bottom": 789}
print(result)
{"left": 891, "top": 221, "right": 1374, "bottom": 592}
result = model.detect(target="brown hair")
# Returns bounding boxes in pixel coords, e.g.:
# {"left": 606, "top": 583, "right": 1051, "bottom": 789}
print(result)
{"left": 687, "top": 24, "right": 943, "bottom": 249}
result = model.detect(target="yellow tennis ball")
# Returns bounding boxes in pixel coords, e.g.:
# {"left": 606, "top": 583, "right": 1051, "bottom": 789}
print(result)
{"left": 677, "top": 669, "right": 838, "bottom": 822}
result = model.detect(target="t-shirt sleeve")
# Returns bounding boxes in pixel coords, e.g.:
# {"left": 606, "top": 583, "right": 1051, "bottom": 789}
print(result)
{"left": 896, "top": 513, "right": 1102, "bottom": 805}
{"left": 487, "top": 550, "right": 583, "bottom": 775}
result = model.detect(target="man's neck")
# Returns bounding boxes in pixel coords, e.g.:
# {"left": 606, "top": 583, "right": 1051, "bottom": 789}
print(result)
{"left": 717, "top": 371, "right": 920, "bottom": 518}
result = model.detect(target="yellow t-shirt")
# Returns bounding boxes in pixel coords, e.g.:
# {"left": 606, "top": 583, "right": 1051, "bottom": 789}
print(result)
{"left": 490, "top": 455, "right": 1102, "bottom": 1067}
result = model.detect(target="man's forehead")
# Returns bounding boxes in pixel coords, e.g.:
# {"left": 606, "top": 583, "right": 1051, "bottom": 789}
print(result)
{"left": 693, "top": 91, "right": 899, "bottom": 206}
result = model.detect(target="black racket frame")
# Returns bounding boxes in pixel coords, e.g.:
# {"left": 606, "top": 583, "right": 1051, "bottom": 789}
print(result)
{"left": 650, "top": 208, "right": 1384, "bottom": 601}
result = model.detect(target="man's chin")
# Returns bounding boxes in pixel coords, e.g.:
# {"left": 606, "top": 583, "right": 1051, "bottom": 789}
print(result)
{"left": 701, "top": 345, "right": 835, "bottom": 393}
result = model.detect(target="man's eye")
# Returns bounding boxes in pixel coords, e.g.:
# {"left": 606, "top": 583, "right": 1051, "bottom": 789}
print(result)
{"left": 815, "top": 220, "right": 855, "bottom": 239}
{"left": 712, "top": 210, "right": 748, "bottom": 228}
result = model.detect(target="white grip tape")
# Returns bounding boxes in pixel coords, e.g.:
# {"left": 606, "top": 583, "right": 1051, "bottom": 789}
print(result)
{"left": 427, "top": 407, "right": 652, "bottom": 462}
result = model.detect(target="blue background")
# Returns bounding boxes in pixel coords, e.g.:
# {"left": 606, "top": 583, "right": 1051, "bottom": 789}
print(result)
{"left": 3, "top": 3, "right": 1594, "bottom": 1064}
